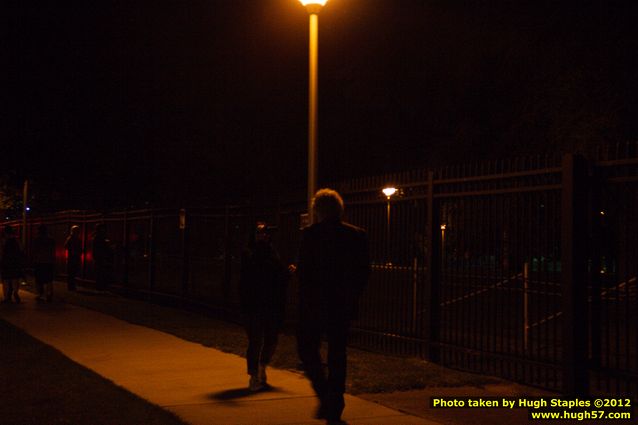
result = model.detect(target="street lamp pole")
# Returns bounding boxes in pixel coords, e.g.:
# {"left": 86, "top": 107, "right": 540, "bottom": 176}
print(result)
{"left": 382, "top": 187, "right": 398, "bottom": 230}
{"left": 382, "top": 187, "right": 398, "bottom": 262}
{"left": 299, "top": 0, "right": 328, "bottom": 224}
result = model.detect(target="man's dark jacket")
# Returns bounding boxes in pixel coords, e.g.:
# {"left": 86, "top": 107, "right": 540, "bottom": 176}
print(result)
{"left": 297, "top": 219, "right": 370, "bottom": 321}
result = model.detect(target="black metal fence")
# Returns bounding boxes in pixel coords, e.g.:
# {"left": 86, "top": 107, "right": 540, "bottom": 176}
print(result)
{"left": 11, "top": 143, "right": 638, "bottom": 399}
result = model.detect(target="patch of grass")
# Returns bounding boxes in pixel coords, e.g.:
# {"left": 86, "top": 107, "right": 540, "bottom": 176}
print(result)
{"left": 0, "top": 319, "right": 187, "bottom": 425}
{"left": 54, "top": 282, "right": 499, "bottom": 395}
{"left": 346, "top": 349, "right": 498, "bottom": 394}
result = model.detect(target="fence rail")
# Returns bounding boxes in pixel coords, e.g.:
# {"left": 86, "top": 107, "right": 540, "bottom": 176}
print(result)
{"left": 9, "top": 142, "right": 638, "bottom": 399}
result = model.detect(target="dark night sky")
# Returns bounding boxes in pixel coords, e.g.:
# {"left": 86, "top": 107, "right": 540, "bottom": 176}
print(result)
{"left": 4, "top": 1, "right": 638, "bottom": 211}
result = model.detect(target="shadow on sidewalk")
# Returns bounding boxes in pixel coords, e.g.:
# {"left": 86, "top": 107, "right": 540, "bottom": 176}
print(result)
{"left": 209, "top": 385, "right": 285, "bottom": 401}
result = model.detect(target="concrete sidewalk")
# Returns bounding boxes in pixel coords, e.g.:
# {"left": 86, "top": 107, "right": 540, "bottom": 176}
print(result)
{"left": 0, "top": 291, "right": 438, "bottom": 425}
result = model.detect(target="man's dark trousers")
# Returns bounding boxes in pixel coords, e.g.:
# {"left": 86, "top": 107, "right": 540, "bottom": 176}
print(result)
{"left": 245, "top": 313, "right": 279, "bottom": 375}
{"left": 297, "top": 314, "right": 349, "bottom": 420}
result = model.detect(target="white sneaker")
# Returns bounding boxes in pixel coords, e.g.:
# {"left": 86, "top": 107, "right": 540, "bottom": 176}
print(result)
{"left": 249, "top": 375, "right": 264, "bottom": 392}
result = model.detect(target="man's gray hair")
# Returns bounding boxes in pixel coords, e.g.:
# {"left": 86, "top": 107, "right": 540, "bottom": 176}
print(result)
{"left": 312, "top": 188, "right": 344, "bottom": 221}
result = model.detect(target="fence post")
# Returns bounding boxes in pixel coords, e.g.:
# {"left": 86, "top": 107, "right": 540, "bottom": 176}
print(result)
{"left": 589, "top": 166, "right": 603, "bottom": 372}
{"left": 148, "top": 210, "right": 156, "bottom": 292}
{"left": 81, "top": 215, "right": 87, "bottom": 281}
{"left": 123, "top": 210, "right": 129, "bottom": 286}
{"left": 223, "top": 206, "right": 231, "bottom": 299}
{"left": 561, "top": 153, "right": 589, "bottom": 396}
{"left": 180, "top": 208, "right": 189, "bottom": 298}
{"left": 424, "top": 170, "right": 441, "bottom": 362}
{"left": 523, "top": 262, "right": 529, "bottom": 352}
{"left": 22, "top": 179, "right": 28, "bottom": 248}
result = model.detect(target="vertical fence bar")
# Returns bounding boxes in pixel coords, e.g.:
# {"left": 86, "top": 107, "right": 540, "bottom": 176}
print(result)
{"left": 180, "top": 209, "right": 189, "bottom": 298}
{"left": 425, "top": 171, "right": 441, "bottom": 362}
{"left": 123, "top": 210, "right": 129, "bottom": 286}
{"left": 81, "top": 217, "right": 87, "bottom": 280}
{"left": 589, "top": 166, "right": 603, "bottom": 391}
{"left": 148, "top": 210, "right": 156, "bottom": 292}
{"left": 561, "top": 154, "right": 589, "bottom": 396}
{"left": 412, "top": 255, "right": 418, "bottom": 335}
{"left": 524, "top": 261, "right": 529, "bottom": 352}
{"left": 223, "top": 206, "right": 231, "bottom": 299}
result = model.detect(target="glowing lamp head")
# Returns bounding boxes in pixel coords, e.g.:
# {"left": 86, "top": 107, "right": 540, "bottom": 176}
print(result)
{"left": 299, "top": 0, "right": 328, "bottom": 13}
{"left": 299, "top": 0, "right": 328, "bottom": 6}
{"left": 382, "top": 187, "right": 398, "bottom": 198}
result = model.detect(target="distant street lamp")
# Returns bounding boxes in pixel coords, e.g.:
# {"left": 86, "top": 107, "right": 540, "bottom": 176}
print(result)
{"left": 382, "top": 187, "right": 397, "bottom": 199}
{"left": 383, "top": 186, "right": 398, "bottom": 226}
{"left": 299, "top": 0, "right": 329, "bottom": 224}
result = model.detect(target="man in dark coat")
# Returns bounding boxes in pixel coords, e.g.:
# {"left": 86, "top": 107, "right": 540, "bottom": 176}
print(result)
{"left": 297, "top": 189, "right": 370, "bottom": 425}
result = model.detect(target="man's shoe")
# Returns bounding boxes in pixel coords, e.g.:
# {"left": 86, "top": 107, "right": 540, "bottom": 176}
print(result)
{"left": 258, "top": 365, "right": 268, "bottom": 386}
{"left": 314, "top": 403, "right": 327, "bottom": 419}
{"left": 326, "top": 419, "right": 348, "bottom": 425}
{"left": 249, "top": 375, "right": 264, "bottom": 392}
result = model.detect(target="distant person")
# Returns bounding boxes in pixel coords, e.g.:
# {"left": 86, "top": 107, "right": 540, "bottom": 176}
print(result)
{"left": 239, "top": 222, "right": 289, "bottom": 392}
{"left": 1, "top": 226, "right": 25, "bottom": 303}
{"left": 92, "top": 223, "right": 113, "bottom": 291}
{"left": 33, "top": 224, "right": 56, "bottom": 302}
{"left": 296, "top": 189, "right": 370, "bottom": 425}
{"left": 64, "top": 225, "right": 82, "bottom": 291}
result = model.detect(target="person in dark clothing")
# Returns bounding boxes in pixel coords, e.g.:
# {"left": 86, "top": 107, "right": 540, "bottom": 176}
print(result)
{"left": 239, "top": 222, "right": 288, "bottom": 392}
{"left": 64, "top": 225, "right": 82, "bottom": 291}
{"left": 33, "top": 224, "right": 56, "bottom": 302}
{"left": 92, "top": 224, "right": 113, "bottom": 291}
{"left": 1, "top": 226, "right": 24, "bottom": 303}
{"left": 297, "top": 189, "right": 370, "bottom": 425}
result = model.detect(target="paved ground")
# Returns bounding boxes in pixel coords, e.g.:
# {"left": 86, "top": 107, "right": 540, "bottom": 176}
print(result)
{"left": 0, "top": 290, "right": 438, "bottom": 425}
